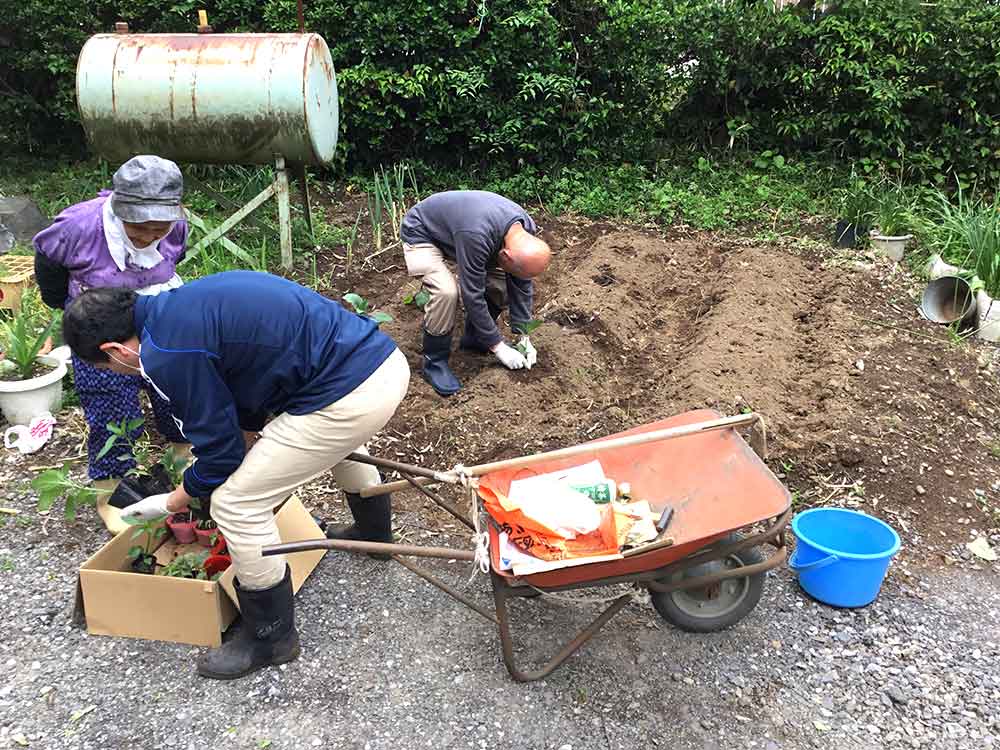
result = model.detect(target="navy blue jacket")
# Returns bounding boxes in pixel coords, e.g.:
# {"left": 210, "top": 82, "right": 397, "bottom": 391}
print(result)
{"left": 133, "top": 272, "right": 399, "bottom": 499}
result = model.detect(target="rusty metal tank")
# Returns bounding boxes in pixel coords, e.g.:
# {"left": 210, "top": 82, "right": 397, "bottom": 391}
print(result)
{"left": 76, "top": 33, "right": 339, "bottom": 166}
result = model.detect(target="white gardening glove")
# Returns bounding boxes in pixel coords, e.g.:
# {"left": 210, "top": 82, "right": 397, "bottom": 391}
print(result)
{"left": 518, "top": 336, "right": 537, "bottom": 369}
{"left": 120, "top": 493, "right": 173, "bottom": 523}
{"left": 492, "top": 341, "right": 528, "bottom": 370}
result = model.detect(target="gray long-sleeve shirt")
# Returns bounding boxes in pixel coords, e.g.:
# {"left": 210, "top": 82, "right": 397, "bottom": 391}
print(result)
{"left": 400, "top": 191, "right": 536, "bottom": 349}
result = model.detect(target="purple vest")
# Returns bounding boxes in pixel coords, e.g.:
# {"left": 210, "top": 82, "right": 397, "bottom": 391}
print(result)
{"left": 32, "top": 191, "right": 187, "bottom": 301}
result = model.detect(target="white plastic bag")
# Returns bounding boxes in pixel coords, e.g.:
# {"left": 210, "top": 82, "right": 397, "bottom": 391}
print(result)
{"left": 4, "top": 412, "right": 56, "bottom": 454}
{"left": 507, "top": 480, "right": 602, "bottom": 539}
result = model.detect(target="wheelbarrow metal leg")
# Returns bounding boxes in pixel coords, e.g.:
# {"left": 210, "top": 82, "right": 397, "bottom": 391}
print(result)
{"left": 491, "top": 571, "right": 632, "bottom": 683}
{"left": 392, "top": 555, "right": 498, "bottom": 625}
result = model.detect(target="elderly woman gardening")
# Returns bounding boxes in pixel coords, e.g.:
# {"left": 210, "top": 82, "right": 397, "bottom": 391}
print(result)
{"left": 32, "top": 155, "right": 190, "bottom": 534}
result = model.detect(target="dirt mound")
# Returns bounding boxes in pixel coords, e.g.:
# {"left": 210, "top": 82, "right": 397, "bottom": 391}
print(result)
{"left": 382, "top": 222, "right": 857, "bottom": 468}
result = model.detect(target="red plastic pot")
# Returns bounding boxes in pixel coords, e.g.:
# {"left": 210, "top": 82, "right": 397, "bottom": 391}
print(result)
{"left": 166, "top": 514, "right": 197, "bottom": 544}
{"left": 194, "top": 525, "right": 218, "bottom": 547}
{"left": 210, "top": 534, "right": 228, "bottom": 556}
{"left": 203, "top": 554, "right": 231, "bottom": 578}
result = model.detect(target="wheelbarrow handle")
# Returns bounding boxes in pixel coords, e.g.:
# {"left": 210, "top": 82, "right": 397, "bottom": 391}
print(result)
{"left": 788, "top": 550, "right": 839, "bottom": 572}
{"left": 346, "top": 452, "right": 460, "bottom": 484}
{"left": 361, "top": 412, "right": 761, "bottom": 498}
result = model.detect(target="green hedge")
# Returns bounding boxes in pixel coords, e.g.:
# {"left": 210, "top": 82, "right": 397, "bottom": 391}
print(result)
{"left": 3, "top": 0, "right": 999, "bottom": 182}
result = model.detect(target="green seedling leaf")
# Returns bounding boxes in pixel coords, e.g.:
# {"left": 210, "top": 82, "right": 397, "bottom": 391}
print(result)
{"left": 64, "top": 496, "right": 77, "bottom": 521}
{"left": 35, "top": 487, "right": 61, "bottom": 513}
{"left": 127, "top": 545, "right": 144, "bottom": 560}
{"left": 95, "top": 433, "right": 119, "bottom": 460}
{"left": 370, "top": 311, "right": 393, "bottom": 325}
{"left": 518, "top": 319, "right": 543, "bottom": 335}
{"left": 31, "top": 467, "right": 69, "bottom": 492}
{"left": 403, "top": 288, "right": 430, "bottom": 308}
{"left": 343, "top": 293, "right": 368, "bottom": 313}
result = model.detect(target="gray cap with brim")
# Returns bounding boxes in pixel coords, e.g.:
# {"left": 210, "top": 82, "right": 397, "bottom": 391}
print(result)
{"left": 110, "top": 155, "right": 185, "bottom": 224}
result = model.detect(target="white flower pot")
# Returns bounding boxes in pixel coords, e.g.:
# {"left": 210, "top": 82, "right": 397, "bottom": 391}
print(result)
{"left": 924, "top": 253, "right": 963, "bottom": 280}
{"left": 977, "top": 290, "right": 1000, "bottom": 343}
{"left": 870, "top": 232, "right": 913, "bottom": 262}
{"left": 0, "top": 355, "right": 67, "bottom": 426}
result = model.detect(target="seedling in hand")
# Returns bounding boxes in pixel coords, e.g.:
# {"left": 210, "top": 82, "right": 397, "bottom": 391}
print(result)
{"left": 98, "top": 417, "right": 156, "bottom": 479}
{"left": 515, "top": 319, "right": 543, "bottom": 357}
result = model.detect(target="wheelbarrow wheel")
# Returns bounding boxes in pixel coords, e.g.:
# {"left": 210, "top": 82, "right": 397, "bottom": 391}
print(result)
{"left": 650, "top": 532, "right": 764, "bottom": 633}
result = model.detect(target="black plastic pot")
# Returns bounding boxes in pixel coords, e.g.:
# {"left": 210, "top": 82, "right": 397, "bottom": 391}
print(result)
{"left": 131, "top": 553, "right": 156, "bottom": 575}
{"left": 108, "top": 464, "right": 174, "bottom": 509}
{"left": 834, "top": 220, "right": 869, "bottom": 248}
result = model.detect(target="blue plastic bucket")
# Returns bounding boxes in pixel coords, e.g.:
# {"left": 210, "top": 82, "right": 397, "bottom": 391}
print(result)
{"left": 789, "top": 508, "right": 900, "bottom": 608}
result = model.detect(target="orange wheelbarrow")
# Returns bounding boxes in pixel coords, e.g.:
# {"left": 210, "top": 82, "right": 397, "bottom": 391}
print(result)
{"left": 264, "top": 409, "right": 791, "bottom": 682}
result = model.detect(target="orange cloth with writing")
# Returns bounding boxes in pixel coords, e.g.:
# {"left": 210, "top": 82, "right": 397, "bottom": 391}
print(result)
{"left": 479, "top": 483, "right": 619, "bottom": 561}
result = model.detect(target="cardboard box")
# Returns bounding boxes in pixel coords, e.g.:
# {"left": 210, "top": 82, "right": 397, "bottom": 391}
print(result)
{"left": 74, "top": 496, "right": 326, "bottom": 647}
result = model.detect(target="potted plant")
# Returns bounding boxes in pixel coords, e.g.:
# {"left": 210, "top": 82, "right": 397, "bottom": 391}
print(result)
{"left": 194, "top": 518, "right": 219, "bottom": 547}
{"left": 159, "top": 550, "right": 214, "bottom": 579}
{"left": 0, "top": 293, "right": 64, "bottom": 425}
{"left": 870, "top": 186, "right": 915, "bottom": 261}
{"left": 834, "top": 178, "right": 875, "bottom": 248}
{"left": 125, "top": 516, "right": 168, "bottom": 574}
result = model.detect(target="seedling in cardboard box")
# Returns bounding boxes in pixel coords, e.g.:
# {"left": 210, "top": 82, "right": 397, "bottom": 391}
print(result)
{"left": 159, "top": 550, "right": 217, "bottom": 580}
{"left": 125, "top": 515, "right": 168, "bottom": 574}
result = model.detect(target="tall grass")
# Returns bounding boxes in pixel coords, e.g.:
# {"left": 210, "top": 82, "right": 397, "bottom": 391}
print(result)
{"left": 923, "top": 188, "right": 1000, "bottom": 297}
{"left": 365, "top": 163, "right": 419, "bottom": 251}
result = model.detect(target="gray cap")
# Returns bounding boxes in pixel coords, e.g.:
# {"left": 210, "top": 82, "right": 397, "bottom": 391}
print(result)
{"left": 110, "top": 155, "right": 184, "bottom": 223}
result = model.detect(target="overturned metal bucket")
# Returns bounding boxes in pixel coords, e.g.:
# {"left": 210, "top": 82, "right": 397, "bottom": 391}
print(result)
{"left": 920, "top": 276, "right": 978, "bottom": 325}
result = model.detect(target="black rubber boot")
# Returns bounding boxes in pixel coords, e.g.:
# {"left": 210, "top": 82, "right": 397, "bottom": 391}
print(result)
{"left": 422, "top": 330, "right": 461, "bottom": 396}
{"left": 196, "top": 566, "right": 300, "bottom": 680}
{"left": 325, "top": 492, "right": 393, "bottom": 559}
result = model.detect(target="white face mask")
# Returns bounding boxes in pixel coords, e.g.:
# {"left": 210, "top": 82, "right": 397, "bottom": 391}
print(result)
{"left": 108, "top": 343, "right": 141, "bottom": 372}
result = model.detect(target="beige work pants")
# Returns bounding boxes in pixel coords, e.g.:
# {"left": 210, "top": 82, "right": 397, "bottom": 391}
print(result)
{"left": 210, "top": 349, "right": 410, "bottom": 590}
{"left": 403, "top": 242, "right": 509, "bottom": 336}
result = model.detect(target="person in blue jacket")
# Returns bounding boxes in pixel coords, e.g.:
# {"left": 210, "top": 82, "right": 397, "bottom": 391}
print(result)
{"left": 61, "top": 271, "right": 410, "bottom": 680}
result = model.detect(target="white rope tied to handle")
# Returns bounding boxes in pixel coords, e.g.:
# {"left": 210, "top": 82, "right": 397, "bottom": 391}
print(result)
{"left": 454, "top": 463, "right": 489, "bottom": 577}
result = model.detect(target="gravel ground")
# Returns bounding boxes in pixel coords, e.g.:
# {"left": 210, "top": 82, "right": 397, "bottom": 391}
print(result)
{"left": 1, "top": 494, "right": 998, "bottom": 750}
